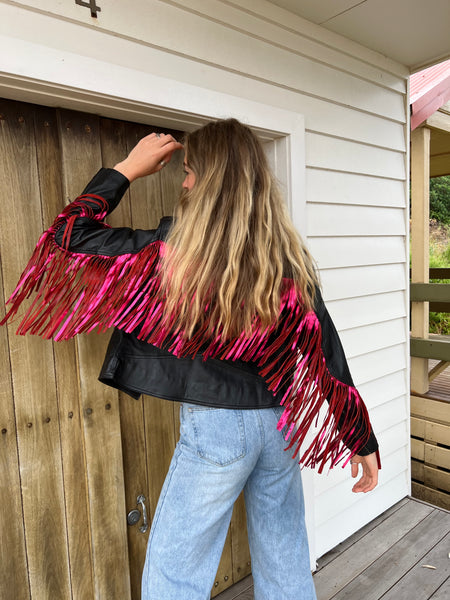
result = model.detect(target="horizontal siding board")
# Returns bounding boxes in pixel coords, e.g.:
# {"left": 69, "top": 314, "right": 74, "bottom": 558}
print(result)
{"left": 348, "top": 345, "right": 407, "bottom": 385}
{"left": 306, "top": 169, "right": 406, "bottom": 207}
{"left": 306, "top": 204, "right": 405, "bottom": 237}
{"left": 309, "top": 237, "right": 406, "bottom": 269}
{"left": 339, "top": 318, "right": 407, "bottom": 359}
{"left": 306, "top": 133, "right": 406, "bottom": 179}
{"left": 325, "top": 292, "right": 407, "bottom": 330}
{"left": 358, "top": 371, "right": 408, "bottom": 410}
{"left": 320, "top": 264, "right": 406, "bottom": 300}
{"left": 9, "top": 2, "right": 406, "bottom": 121}
{"left": 303, "top": 102, "right": 406, "bottom": 151}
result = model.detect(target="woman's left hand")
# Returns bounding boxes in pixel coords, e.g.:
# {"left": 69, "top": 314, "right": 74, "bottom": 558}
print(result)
{"left": 350, "top": 452, "right": 379, "bottom": 493}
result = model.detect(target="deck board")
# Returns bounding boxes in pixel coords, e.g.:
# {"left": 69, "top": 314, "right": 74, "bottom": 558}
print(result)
{"left": 213, "top": 498, "right": 450, "bottom": 600}
{"left": 426, "top": 359, "right": 450, "bottom": 402}
{"left": 380, "top": 531, "right": 450, "bottom": 600}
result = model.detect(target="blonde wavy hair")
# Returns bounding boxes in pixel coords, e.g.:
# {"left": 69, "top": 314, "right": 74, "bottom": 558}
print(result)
{"left": 160, "top": 118, "right": 319, "bottom": 340}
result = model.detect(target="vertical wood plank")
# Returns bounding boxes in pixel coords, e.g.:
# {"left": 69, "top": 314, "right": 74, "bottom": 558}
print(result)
{"left": 34, "top": 105, "right": 95, "bottom": 600}
{"left": 126, "top": 123, "right": 165, "bottom": 229}
{"left": 411, "top": 126, "right": 430, "bottom": 394}
{"left": 58, "top": 108, "right": 131, "bottom": 600}
{"left": 212, "top": 527, "right": 234, "bottom": 597}
{"left": 123, "top": 122, "right": 178, "bottom": 523}
{"left": 100, "top": 117, "right": 150, "bottom": 600}
{"left": 230, "top": 493, "right": 252, "bottom": 583}
{"left": 0, "top": 99, "right": 71, "bottom": 598}
{"left": 0, "top": 264, "right": 30, "bottom": 600}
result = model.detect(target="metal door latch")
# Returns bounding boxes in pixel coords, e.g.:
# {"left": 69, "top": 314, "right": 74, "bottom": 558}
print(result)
{"left": 127, "top": 494, "right": 149, "bottom": 533}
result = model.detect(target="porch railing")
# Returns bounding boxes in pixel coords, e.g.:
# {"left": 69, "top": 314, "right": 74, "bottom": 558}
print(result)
{"left": 410, "top": 267, "right": 450, "bottom": 364}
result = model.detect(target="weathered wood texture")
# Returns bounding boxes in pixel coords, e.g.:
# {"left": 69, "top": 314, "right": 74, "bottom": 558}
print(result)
{"left": 215, "top": 497, "right": 450, "bottom": 600}
{"left": 411, "top": 395, "right": 450, "bottom": 510}
{"left": 0, "top": 97, "right": 252, "bottom": 599}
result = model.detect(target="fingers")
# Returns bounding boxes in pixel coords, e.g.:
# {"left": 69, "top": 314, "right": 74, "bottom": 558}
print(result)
{"left": 350, "top": 453, "right": 379, "bottom": 494}
{"left": 113, "top": 132, "right": 183, "bottom": 182}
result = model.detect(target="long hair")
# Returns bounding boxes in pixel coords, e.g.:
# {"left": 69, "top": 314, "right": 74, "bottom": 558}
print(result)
{"left": 159, "top": 118, "right": 319, "bottom": 340}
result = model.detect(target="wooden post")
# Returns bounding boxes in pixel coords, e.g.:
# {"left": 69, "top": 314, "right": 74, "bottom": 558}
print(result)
{"left": 411, "top": 126, "right": 431, "bottom": 394}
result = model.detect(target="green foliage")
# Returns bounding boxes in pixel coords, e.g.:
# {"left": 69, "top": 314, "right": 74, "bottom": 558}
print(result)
{"left": 430, "top": 175, "right": 450, "bottom": 225}
{"left": 429, "top": 231, "right": 450, "bottom": 334}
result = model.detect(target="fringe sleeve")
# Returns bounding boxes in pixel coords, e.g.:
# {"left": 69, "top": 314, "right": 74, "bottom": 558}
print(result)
{"left": 1, "top": 169, "right": 164, "bottom": 341}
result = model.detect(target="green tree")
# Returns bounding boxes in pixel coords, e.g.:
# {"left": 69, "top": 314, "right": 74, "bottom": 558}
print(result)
{"left": 430, "top": 175, "right": 450, "bottom": 225}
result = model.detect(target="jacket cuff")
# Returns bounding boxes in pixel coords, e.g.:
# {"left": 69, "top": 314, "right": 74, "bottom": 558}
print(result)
{"left": 355, "top": 428, "right": 379, "bottom": 456}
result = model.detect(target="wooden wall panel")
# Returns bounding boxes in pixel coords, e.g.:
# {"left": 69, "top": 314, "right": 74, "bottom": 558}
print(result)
{"left": 99, "top": 118, "right": 148, "bottom": 600}
{"left": 0, "top": 100, "right": 71, "bottom": 598}
{"left": 58, "top": 109, "right": 131, "bottom": 600}
{"left": 0, "top": 263, "right": 29, "bottom": 600}
{"left": 35, "top": 105, "right": 95, "bottom": 600}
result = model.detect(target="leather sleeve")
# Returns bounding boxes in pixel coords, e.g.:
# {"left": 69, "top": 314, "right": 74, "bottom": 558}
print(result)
{"left": 54, "top": 168, "right": 169, "bottom": 255}
{"left": 314, "top": 288, "right": 379, "bottom": 456}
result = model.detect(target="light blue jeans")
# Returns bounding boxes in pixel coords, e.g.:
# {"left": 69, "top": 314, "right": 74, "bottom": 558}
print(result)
{"left": 141, "top": 403, "right": 317, "bottom": 600}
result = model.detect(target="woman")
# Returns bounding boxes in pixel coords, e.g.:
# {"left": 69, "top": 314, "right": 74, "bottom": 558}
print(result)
{"left": 2, "top": 119, "right": 379, "bottom": 600}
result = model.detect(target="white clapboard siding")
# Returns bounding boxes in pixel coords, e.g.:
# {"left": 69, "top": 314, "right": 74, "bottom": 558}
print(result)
{"left": 306, "top": 169, "right": 406, "bottom": 207}
{"left": 164, "top": 0, "right": 407, "bottom": 93}
{"left": 306, "top": 109, "right": 406, "bottom": 152}
{"left": 1, "top": 0, "right": 411, "bottom": 567}
{"left": 0, "top": 5, "right": 406, "bottom": 151}
{"left": 314, "top": 398, "right": 408, "bottom": 495}
{"left": 307, "top": 204, "right": 406, "bottom": 237}
{"left": 309, "top": 236, "right": 406, "bottom": 268}
{"left": 348, "top": 344, "right": 407, "bottom": 386}
{"left": 325, "top": 292, "right": 407, "bottom": 330}
{"left": 320, "top": 264, "right": 406, "bottom": 300}
{"left": 306, "top": 134, "right": 406, "bottom": 179}
{"left": 9, "top": 1, "right": 406, "bottom": 122}
{"left": 339, "top": 318, "right": 406, "bottom": 359}
{"left": 358, "top": 370, "right": 408, "bottom": 410}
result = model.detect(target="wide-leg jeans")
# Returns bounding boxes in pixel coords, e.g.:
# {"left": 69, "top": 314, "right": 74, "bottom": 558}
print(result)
{"left": 141, "top": 403, "right": 317, "bottom": 600}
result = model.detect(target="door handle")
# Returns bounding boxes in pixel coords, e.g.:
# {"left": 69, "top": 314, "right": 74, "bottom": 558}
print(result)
{"left": 137, "top": 494, "right": 149, "bottom": 533}
{"left": 127, "top": 494, "right": 149, "bottom": 534}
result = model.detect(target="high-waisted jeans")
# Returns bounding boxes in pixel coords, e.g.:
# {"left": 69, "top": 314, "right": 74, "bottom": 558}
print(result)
{"left": 141, "top": 403, "right": 317, "bottom": 600}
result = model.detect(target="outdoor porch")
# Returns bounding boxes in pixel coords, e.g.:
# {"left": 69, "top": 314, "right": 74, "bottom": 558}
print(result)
{"left": 215, "top": 496, "right": 450, "bottom": 600}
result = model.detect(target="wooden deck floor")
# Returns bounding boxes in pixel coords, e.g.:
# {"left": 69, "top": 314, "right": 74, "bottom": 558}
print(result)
{"left": 427, "top": 359, "right": 450, "bottom": 403}
{"left": 214, "top": 497, "right": 450, "bottom": 600}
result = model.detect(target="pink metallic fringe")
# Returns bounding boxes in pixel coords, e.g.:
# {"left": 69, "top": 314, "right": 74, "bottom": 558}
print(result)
{"left": 1, "top": 196, "right": 376, "bottom": 472}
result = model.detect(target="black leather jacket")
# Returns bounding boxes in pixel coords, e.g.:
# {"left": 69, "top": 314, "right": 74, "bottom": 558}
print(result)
{"left": 54, "top": 168, "right": 378, "bottom": 457}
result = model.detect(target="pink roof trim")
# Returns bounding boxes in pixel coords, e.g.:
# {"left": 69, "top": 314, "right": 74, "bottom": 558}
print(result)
{"left": 410, "top": 59, "right": 450, "bottom": 130}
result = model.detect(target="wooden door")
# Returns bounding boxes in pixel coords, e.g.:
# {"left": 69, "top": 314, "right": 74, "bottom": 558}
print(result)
{"left": 0, "top": 98, "right": 250, "bottom": 599}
